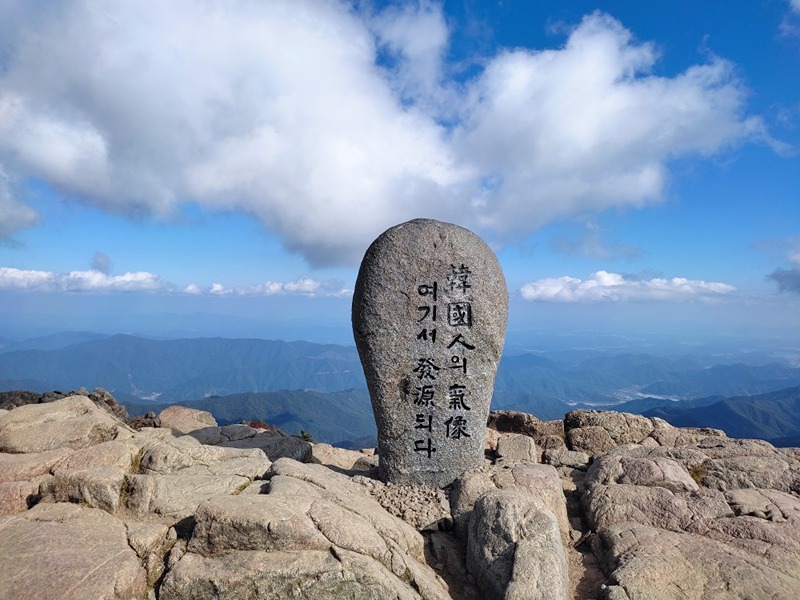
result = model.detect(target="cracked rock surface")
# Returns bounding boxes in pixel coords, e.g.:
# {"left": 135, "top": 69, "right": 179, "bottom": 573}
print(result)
{"left": 1, "top": 396, "right": 799, "bottom": 599}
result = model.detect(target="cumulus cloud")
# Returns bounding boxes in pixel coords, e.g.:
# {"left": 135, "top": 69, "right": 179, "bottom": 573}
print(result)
{"left": 0, "top": 2, "right": 771, "bottom": 263}
{"left": 520, "top": 270, "right": 736, "bottom": 302}
{"left": 243, "top": 277, "right": 351, "bottom": 297}
{"left": 370, "top": 1, "right": 451, "bottom": 110}
{"left": 791, "top": 0, "right": 800, "bottom": 14}
{"left": 0, "top": 267, "right": 168, "bottom": 293}
{"left": 0, "top": 266, "right": 351, "bottom": 297}
{"left": 201, "top": 277, "right": 352, "bottom": 297}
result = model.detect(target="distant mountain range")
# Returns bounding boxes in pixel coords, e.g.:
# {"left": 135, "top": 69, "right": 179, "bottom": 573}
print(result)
{"left": 2, "top": 332, "right": 800, "bottom": 447}
{"left": 643, "top": 385, "right": 800, "bottom": 445}
{"left": 0, "top": 334, "right": 364, "bottom": 403}
{"left": 125, "top": 389, "right": 375, "bottom": 448}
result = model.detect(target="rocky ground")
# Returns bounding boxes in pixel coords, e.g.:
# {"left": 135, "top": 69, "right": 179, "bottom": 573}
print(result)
{"left": 0, "top": 390, "right": 799, "bottom": 599}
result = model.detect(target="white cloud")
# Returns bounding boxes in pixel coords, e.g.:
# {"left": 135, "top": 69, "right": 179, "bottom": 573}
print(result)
{"left": 245, "top": 277, "right": 351, "bottom": 297}
{"left": 370, "top": 1, "right": 451, "bottom": 110}
{"left": 0, "top": 267, "right": 56, "bottom": 290}
{"left": 791, "top": 0, "right": 800, "bottom": 14}
{"left": 208, "top": 283, "right": 231, "bottom": 296}
{"left": 520, "top": 270, "right": 736, "bottom": 303}
{"left": 0, "top": 267, "right": 169, "bottom": 293}
{"left": 454, "top": 12, "right": 769, "bottom": 233}
{"left": 0, "top": 3, "right": 769, "bottom": 262}
{"left": 0, "top": 266, "right": 352, "bottom": 297}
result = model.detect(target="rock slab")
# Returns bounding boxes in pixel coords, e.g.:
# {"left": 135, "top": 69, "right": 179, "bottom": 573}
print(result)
{"left": 353, "top": 219, "right": 508, "bottom": 487}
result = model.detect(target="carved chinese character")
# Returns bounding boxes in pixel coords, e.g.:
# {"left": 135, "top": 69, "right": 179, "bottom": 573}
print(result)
{"left": 413, "top": 358, "right": 440, "bottom": 380}
{"left": 446, "top": 333, "right": 475, "bottom": 350}
{"left": 447, "top": 264, "right": 471, "bottom": 293}
{"left": 413, "top": 385, "right": 436, "bottom": 406}
{"left": 447, "top": 302, "right": 471, "bottom": 327}
{"left": 445, "top": 415, "right": 470, "bottom": 439}
{"left": 447, "top": 384, "right": 471, "bottom": 410}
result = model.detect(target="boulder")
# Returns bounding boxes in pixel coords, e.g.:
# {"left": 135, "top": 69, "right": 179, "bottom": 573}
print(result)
{"left": 542, "top": 447, "right": 590, "bottom": 469}
{"left": 161, "top": 548, "right": 444, "bottom": 600}
{"left": 44, "top": 465, "right": 128, "bottom": 513}
{"left": 0, "top": 395, "right": 131, "bottom": 453}
{"left": 188, "top": 492, "right": 438, "bottom": 587}
{"left": 495, "top": 433, "right": 537, "bottom": 462}
{"left": 311, "top": 442, "right": 377, "bottom": 473}
{"left": 51, "top": 438, "right": 140, "bottom": 474}
{"left": 584, "top": 454, "right": 699, "bottom": 493}
{"left": 163, "top": 458, "right": 452, "bottom": 600}
{"left": 648, "top": 420, "right": 727, "bottom": 447}
{"left": 158, "top": 405, "right": 217, "bottom": 433}
{"left": 467, "top": 489, "right": 568, "bottom": 600}
{"left": 266, "top": 458, "right": 426, "bottom": 559}
{"left": 221, "top": 432, "right": 312, "bottom": 462}
{"left": 566, "top": 425, "right": 616, "bottom": 455}
{"left": 699, "top": 454, "right": 800, "bottom": 493}
{"left": 450, "top": 461, "right": 569, "bottom": 542}
{"left": 487, "top": 410, "right": 564, "bottom": 440}
{"left": 564, "top": 410, "right": 654, "bottom": 445}
{"left": 580, "top": 433, "right": 800, "bottom": 600}
{"left": 600, "top": 521, "right": 800, "bottom": 599}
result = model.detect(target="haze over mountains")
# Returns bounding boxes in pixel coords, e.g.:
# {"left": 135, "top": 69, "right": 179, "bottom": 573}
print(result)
{"left": 1, "top": 332, "right": 800, "bottom": 447}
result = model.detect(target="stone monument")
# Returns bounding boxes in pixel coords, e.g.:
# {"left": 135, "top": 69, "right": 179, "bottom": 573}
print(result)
{"left": 352, "top": 218, "right": 508, "bottom": 487}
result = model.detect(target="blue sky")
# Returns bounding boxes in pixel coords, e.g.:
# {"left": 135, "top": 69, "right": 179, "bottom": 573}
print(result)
{"left": 1, "top": 0, "right": 799, "bottom": 348}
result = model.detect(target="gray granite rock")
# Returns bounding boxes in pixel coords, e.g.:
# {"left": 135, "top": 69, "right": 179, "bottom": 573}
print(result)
{"left": 585, "top": 454, "right": 699, "bottom": 493}
{"left": 158, "top": 405, "right": 217, "bottom": 433}
{"left": 124, "top": 472, "right": 252, "bottom": 520}
{"left": 467, "top": 489, "right": 568, "bottom": 600}
{"left": 160, "top": 548, "right": 442, "bottom": 600}
{"left": 0, "top": 480, "right": 40, "bottom": 515}
{"left": 565, "top": 410, "right": 654, "bottom": 445}
{"left": 495, "top": 432, "right": 537, "bottom": 462}
{"left": 0, "top": 503, "right": 147, "bottom": 600}
{"left": 352, "top": 219, "right": 508, "bottom": 487}
{"left": 600, "top": 521, "right": 800, "bottom": 599}
{"left": 0, "top": 447, "right": 72, "bottom": 482}
{"left": 0, "top": 395, "right": 131, "bottom": 453}
{"left": 450, "top": 461, "right": 569, "bottom": 542}
{"left": 311, "top": 442, "right": 377, "bottom": 473}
